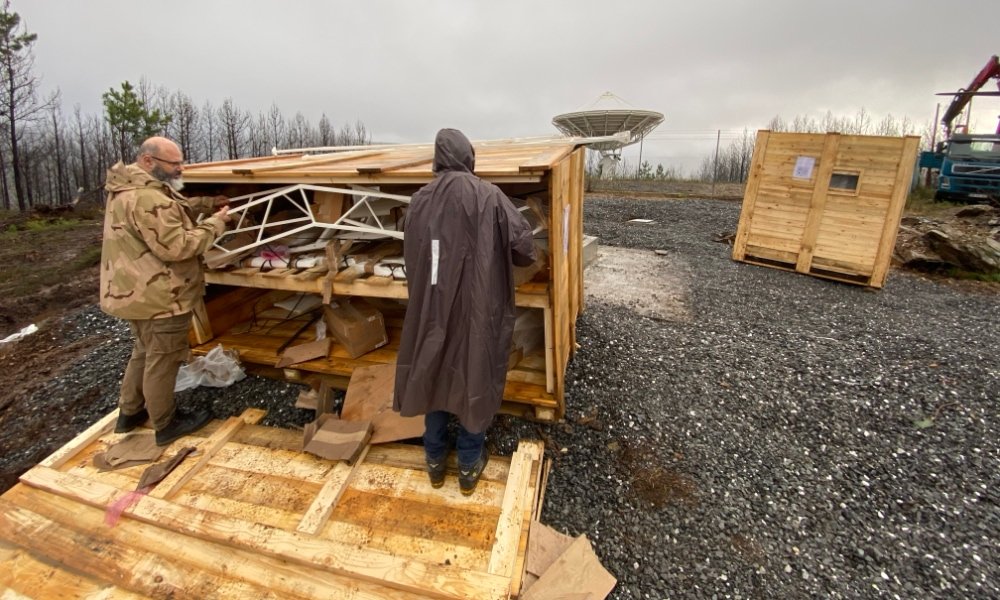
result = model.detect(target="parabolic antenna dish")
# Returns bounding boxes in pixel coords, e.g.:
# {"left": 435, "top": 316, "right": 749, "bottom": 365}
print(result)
{"left": 552, "top": 92, "right": 664, "bottom": 152}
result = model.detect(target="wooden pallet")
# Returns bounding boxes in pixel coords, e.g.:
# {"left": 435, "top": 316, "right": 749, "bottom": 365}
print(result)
{"left": 733, "top": 131, "right": 920, "bottom": 288}
{"left": 0, "top": 408, "right": 546, "bottom": 599}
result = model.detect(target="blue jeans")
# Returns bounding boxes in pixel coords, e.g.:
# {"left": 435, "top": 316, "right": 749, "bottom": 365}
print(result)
{"left": 424, "top": 411, "right": 486, "bottom": 467}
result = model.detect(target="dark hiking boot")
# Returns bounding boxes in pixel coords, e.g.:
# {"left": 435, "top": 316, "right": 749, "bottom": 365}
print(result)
{"left": 155, "top": 409, "right": 212, "bottom": 447}
{"left": 459, "top": 448, "right": 489, "bottom": 496}
{"left": 114, "top": 408, "right": 149, "bottom": 433}
{"left": 426, "top": 456, "right": 447, "bottom": 489}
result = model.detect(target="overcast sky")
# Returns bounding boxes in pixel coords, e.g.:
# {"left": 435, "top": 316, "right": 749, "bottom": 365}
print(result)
{"left": 16, "top": 0, "right": 1000, "bottom": 174}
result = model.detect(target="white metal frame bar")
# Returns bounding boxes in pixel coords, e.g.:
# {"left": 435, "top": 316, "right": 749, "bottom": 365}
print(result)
{"left": 213, "top": 184, "right": 410, "bottom": 254}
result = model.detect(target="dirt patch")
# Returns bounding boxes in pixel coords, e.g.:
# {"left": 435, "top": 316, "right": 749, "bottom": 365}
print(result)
{"left": 0, "top": 217, "right": 102, "bottom": 337}
{"left": 618, "top": 440, "right": 699, "bottom": 509}
{"left": 584, "top": 245, "right": 691, "bottom": 321}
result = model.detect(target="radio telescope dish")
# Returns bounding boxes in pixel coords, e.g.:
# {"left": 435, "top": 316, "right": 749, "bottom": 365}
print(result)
{"left": 552, "top": 92, "right": 664, "bottom": 153}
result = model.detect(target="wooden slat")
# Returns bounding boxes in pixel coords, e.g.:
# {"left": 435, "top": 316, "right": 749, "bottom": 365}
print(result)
{"left": 149, "top": 409, "right": 266, "bottom": 500}
{"left": 232, "top": 150, "right": 385, "bottom": 175}
{"left": 38, "top": 410, "right": 118, "bottom": 469}
{"left": 795, "top": 133, "right": 841, "bottom": 273}
{"left": 488, "top": 441, "right": 543, "bottom": 577}
{"left": 870, "top": 136, "right": 921, "bottom": 288}
{"left": 357, "top": 154, "right": 433, "bottom": 174}
{"left": 733, "top": 130, "right": 771, "bottom": 260}
{"left": 18, "top": 467, "right": 511, "bottom": 600}
{"left": 297, "top": 446, "right": 370, "bottom": 535}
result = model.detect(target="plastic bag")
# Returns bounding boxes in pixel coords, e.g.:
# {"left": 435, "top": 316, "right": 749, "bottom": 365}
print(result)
{"left": 174, "top": 345, "right": 246, "bottom": 392}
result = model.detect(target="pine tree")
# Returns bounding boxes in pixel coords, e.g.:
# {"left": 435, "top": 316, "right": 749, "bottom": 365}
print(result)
{"left": 102, "top": 80, "right": 170, "bottom": 162}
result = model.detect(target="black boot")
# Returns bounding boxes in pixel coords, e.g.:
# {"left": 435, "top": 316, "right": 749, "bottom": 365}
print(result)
{"left": 459, "top": 447, "right": 489, "bottom": 496}
{"left": 155, "top": 409, "right": 212, "bottom": 446}
{"left": 426, "top": 455, "right": 447, "bottom": 489}
{"left": 114, "top": 407, "right": 149, "bottom": 433}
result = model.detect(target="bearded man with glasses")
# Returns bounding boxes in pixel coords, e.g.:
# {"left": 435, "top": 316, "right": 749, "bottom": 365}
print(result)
{"left": 100, "top": 136, "right": 233, "bottom": 446}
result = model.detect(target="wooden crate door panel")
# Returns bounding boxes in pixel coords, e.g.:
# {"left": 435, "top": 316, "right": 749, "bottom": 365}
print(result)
{"left": 548, "top": 158, "right": 572, "bottom": 405}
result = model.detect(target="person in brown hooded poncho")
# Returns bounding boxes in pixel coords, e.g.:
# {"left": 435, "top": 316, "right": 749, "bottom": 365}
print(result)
{"left": 394, "top": 129, "right": 536, "bottom": 495}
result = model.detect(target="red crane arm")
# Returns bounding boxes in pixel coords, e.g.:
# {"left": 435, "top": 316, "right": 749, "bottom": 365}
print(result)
{"left": 941, "top": 55, "right": 1000, "bottom": 136}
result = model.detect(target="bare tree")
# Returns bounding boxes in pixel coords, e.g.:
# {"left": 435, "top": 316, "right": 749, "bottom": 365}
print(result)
{"left": 0, "top": 1, "right": 55, "bottom": 210}
{"left": 318, "top": 113, "right": 333, "bottom": 145}
{"left": 200, "top": 100, "right": 217, "bottom": 162}
{"left": 170, "top": 90, "right": 200, "bottom": 161}
{"left": 266, "top": 103, "right": 286, "bottom": 150}
{"left": 218, "top": 98, "right": 249, "bottom": 159}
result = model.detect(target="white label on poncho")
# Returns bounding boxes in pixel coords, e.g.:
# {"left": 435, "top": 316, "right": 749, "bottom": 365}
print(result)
{"left": 431, "top": 239, "right": 440, "bottom": 285}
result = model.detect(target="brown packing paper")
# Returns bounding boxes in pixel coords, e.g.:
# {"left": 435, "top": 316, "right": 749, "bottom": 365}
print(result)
{"left": 522, "top": 534, "right": 617, "bottom": 600}
{"left": 303, "top": 414, "right": 372, "bottom": 463}
{"left": 341, "top": 364, "right": 424, "bottom": 444}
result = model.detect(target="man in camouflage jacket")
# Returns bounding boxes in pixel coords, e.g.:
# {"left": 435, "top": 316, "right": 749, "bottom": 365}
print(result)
{"left": 100, "top": 136, "right": 231, "bottom": 446}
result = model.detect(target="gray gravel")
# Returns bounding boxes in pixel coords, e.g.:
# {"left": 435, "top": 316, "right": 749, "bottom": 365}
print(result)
{"left": 5, "top": 196, "right": 999, "bottom": 599}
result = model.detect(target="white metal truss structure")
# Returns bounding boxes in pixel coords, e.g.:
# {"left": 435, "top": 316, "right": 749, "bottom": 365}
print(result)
{"left": 213, "top": 184, "right": 411, "bottom": 255}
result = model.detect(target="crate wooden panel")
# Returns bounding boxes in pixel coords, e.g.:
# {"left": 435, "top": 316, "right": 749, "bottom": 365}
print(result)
{"left": 733, "top": 130, "right": 920, "bottom": 287}
{"left": 0, "top": 409, "right": 546, "bottom": 599}
{"left": 182, "top": 139, "right": 588, "bottom": 421}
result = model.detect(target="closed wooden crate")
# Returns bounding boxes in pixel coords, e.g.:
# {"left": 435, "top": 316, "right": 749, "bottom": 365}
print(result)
{"left": 733, "top": 131, "right": 920, "bottom": 287}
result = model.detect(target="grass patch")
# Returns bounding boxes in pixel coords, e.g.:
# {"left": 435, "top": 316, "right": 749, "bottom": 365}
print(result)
{"left": 22, "top": 218, "right": 82, "bottom": 232}
{"left": 946, "top": 268, "right": 1000, "bottom": 283}
{"left": 70, "top": 246, "right": 103, "bottom": 270}
{"left": 905, "top": 187, "right": 963, "bottom": 215}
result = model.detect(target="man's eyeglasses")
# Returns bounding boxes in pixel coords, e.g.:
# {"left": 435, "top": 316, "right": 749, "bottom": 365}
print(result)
{"left": 149, "top": 155, "right": 185, "bottom": 168}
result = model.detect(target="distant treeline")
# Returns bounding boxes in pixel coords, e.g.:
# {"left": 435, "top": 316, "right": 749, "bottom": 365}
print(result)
{"left": 589, "top": 109, "right": 926, "bottom": 183}
{"left": 0, "top": 2, "right": 370, "bottom": 211}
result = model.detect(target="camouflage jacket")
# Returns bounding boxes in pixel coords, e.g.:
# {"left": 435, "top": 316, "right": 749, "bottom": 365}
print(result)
{"left": 99, "top": 162, "right": 227, "bottom": 320}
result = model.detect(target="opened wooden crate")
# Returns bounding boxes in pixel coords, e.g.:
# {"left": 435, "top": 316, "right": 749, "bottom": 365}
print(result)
{"left": 733, "top": 131, "right": 920, "bottom": 287}
{"left": 181, "top": 139, "right": 586, "bottom": 421}
{"left": 0, "top": 408, "right": 546, "bottom": 599}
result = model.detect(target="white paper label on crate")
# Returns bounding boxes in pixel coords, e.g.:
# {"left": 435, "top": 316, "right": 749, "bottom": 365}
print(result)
{"left": 563, "top": 205, "right": 570, "bottom": 253}
{"left": 793, "top": 156, "right": 815, "bottom": 180}
{"left": 430, "top": 239, "right": 440, "bottom": 286}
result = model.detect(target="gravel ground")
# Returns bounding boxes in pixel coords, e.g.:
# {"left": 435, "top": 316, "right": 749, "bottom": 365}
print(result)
{"left": 5, "top": 196, "right": 999, "bottom": 599}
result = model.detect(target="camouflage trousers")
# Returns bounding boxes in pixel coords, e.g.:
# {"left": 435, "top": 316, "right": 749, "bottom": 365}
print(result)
{"left": 119, "top": 313, "right": 191, "bottom": 430}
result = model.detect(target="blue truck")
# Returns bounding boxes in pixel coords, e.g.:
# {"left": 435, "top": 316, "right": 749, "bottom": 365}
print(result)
{"left": 921, "top": 55, "right": 1000, "bottom": 203}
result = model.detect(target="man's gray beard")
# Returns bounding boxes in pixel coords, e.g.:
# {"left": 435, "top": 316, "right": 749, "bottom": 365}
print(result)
{"left": 151, "top": 164, "right": 184, "bottom": 191}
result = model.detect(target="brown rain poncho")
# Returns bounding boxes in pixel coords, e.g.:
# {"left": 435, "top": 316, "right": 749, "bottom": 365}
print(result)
{"left": 393, "top": 129, "right": 536, "bottom": 433}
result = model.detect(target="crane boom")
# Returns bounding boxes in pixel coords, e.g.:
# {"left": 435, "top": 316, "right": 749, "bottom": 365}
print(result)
{"left": 940, "top": 55, "right": 1000, "bottom": 137}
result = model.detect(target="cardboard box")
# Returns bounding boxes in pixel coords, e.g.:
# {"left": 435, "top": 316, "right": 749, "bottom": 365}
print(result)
{"left": 322, "top": 297, "right": 388, "bottom": 359}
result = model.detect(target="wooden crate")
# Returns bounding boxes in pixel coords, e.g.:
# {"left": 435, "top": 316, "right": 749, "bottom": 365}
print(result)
{"left": 733, "top": 131, "right": 920, "bottom": 287}
{"left": 181, "top": 139, "right": 587, "bottom": 421}
{"left": 0, "top": 408, "right": 546, "bottom": 599}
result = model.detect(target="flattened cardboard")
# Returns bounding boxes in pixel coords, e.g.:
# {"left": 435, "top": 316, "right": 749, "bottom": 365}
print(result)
{"left": 342, "top": 364, "right": 424, "bottom": 444}
{"left": 275, "top": 337, "right": 331, "bottom": 368}
{"left": 303, "top": 414, "right": 372, "bottom": 463}
{"left": 527, "top": 521, "right": 576, "bottom": 576}
{"left": 322, "top": 297, "right": 388, "bottom": 359}
{"left": 522, "top": 534, "right": 617, "bottom": 600}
